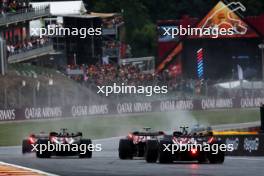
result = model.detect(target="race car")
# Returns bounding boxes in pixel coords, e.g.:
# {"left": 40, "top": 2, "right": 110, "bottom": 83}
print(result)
{"left": 118, "top": 127, "right": 165, "bottom": 159}
{"left": 22, "top": 128, "right": 92, "bottom": 158}
{"left": 145, "top": 126, "right": 225, "bottom": 163}
{"left": 22, "top": 132, "right": 48, "bottom": 154}
{"left": 190, "top": 124, "right": 213, "bottom": 136}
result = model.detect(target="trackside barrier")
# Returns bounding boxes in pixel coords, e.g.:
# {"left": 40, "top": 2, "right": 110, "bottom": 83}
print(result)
{"left": 1, "top": 102, "right": 264, "bottom": 156}
{"left": 216, "top": 134, "right": 264, "bottom": 156}
{"left": 1, "top": 97, "right": 264, "bottom": 121}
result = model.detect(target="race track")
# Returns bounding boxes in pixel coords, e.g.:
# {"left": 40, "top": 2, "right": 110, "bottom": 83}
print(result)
{"left": 0, "top": 137, "right": 264, "bottom": 176}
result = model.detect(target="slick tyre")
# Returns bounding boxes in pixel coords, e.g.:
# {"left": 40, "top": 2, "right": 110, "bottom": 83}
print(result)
{"left": 208, "top": 141, "right": 225, "bottom": 164}
{"left": 36, "top": 139, "right": 51, "bottom": 158}
{"left": 22, "top": 140, "right": 32, "bottom": 154}
{"left": 79, "top": 139, "right": 92, "bottom": 158}
{"left": 145, "top": 140, "right": 159, "bottom": 163}
{"left": 159, "top": 140, "right": 173, "bottom": 164}
{"left": 119, "top": 139, "right": 133, "bottom": 159}
{"left": 197, "top": 151, "right": 207, "bottom": 164}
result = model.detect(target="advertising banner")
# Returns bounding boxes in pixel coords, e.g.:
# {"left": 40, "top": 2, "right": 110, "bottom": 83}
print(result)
{"left": 0, "top": 97, "right": 264, "bottom": 121}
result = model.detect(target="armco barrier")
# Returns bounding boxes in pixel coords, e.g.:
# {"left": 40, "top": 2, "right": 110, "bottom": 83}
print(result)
{"left": 217, "top": 134, "right": 264, "bottom": 156}
{"left": 1, "top": 97, "right": 264, "bottom": 121}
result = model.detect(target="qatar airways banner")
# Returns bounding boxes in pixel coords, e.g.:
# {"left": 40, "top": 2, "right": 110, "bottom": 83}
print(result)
{"left": 1, "top": 97, "right": 264, "bottom": 121}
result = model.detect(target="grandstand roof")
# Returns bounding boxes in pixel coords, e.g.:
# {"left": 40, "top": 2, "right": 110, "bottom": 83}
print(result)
{"left": 89, "top": 12, "right": 119, "bottom": 18}
{"left": 30, "top": 1, "right": 86, "bottom": 16}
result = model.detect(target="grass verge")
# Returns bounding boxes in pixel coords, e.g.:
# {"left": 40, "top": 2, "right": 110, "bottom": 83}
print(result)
{"left": 0, "top": 108, "right": 259, "bottom": 146}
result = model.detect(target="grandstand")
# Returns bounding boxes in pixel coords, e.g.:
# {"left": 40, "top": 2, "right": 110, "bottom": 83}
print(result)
{"left": 0, "top": 0, "right": 52, "bottom": 64}
{"left": 1, "top": 0, "right": 264, "bottom": 108}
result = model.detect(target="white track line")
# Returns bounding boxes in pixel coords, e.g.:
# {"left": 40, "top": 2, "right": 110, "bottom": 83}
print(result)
{"left": 0, "top": 161, "right": 59, "bottom": 176}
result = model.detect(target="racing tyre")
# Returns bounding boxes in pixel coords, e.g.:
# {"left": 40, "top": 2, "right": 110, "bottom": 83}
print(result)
{"left": 137, "top": 142, "right": 145, "bottom": 157}
{"left": 145, "top": 140, "right": 159, "bottom": 163}
{"left": 119, "top": 139, "right": 133, "bottom": 159}
{"left": 197, "top": 151, "right": 207, "bottom": 164}
{"left": 158, "top": 140, "right": 173, "bottom": 164}
{"left": 36, "top": 139, "right": 51, "bottom": 158}
{"left": 208, "top": 141, "right": 225, "bottom": 164}
{"left": 79, "top": 139, "right": 92, "bottom": 158}
{"left": 22, "top": 140, "right": 32, "bottom": 154}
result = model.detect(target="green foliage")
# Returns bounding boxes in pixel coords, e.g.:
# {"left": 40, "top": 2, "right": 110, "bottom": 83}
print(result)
{"left": 130, "top": 23, "right": 156, "bottom": 57}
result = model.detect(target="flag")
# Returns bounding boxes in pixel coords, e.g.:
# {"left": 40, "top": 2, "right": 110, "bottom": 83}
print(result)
{"left": 237, "top": 64, "right": 243, "bottom": 80}
{"left": 102, "top": 55, "right": 109, "bottom": 64}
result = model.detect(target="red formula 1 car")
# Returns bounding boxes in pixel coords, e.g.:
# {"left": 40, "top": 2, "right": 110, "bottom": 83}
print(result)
{"left": 22, "top": 128, "right": 92, "bottom": 158}
{"left": 22, "top": 132, "right": 48, "bottom": 154}
{"left": 145, "top": 126, "right": 225, "bottom": 163}
{"left": 118, "top": 127, "right": 165, "bottom": 159}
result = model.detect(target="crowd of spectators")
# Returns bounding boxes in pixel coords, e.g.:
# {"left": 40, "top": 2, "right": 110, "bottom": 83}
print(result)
{"left": 66, "top": 63, "right": 199, "bottom": 97}
{"left": 102, "top": 41, "right": 120, "bottom": 57}
{"left": 86, "top": 64, "right": 154, "bottom": 86}
{"left": 101, "top": 15, "right": 124, "bottom": 28}
{"left": 65, "top": 63, "right": 264, "bottom": 100}
{"left": 6, "top": 37, "right": 50, "bottom": 57}
{"left": 103, "top": 41, "right": 120, "bottom": 49}
{"left": 0, "top": 0, "right": 31, "bottom": 15}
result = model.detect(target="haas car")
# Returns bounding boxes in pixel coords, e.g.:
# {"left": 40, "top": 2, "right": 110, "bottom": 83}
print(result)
{"left": 22, "top": 128, "right": 92, "bottom": 158}
{"left": 145, "top": 126, "right": 225, "bottom": 164}
{"left": 119, "top": 128, "right": 165, "bottom": 159}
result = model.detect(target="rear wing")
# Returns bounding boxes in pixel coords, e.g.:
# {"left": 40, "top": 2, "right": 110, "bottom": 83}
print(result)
{"left": 28, "top": 133, "right": 49, "bottom": 140}
{"left": 132, "top": 131, "right": 165, "bottom": 136}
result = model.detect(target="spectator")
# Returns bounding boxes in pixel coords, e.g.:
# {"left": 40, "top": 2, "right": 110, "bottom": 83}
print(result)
{"left": 6, "top": 37, "right": 50, "bottom": 56}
